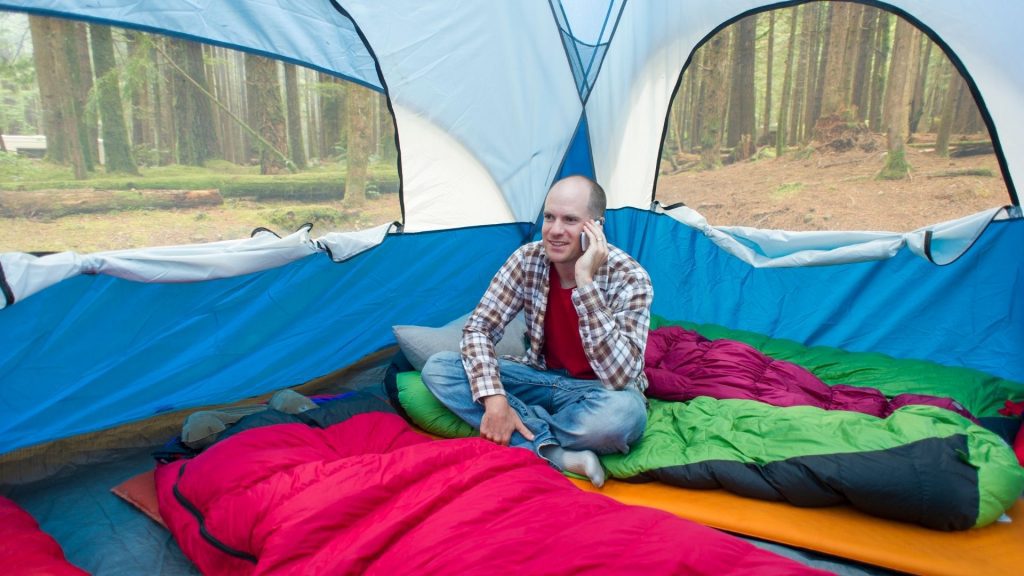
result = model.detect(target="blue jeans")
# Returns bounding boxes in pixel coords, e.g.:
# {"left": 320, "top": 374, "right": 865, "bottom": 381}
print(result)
{"left": 420, "top": 351, "right": 647, "bottom": 460}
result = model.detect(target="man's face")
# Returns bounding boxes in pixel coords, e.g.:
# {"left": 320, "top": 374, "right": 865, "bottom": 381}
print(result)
{"left": 542, "top": 178, "right": 592, "bottom": 265}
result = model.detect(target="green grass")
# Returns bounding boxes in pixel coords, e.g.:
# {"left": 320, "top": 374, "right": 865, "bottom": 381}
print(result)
{"left": 0, "top": 153, "right": 399, "bottom": 196}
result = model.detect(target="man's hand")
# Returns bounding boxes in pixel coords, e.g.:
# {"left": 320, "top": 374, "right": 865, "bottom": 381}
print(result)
{"left": 575, "top": 218, "right": 608, "bottom": 286}
{"left": 480, "top": 395, "right": 535, "bottom": 446}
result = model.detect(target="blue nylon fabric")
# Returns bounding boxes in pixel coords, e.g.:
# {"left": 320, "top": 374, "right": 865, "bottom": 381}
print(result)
{"left": 0, "top": 0, "right": 383, "bottom": 91}
{"left": 0, "top": 224, "right": 528, "bottom": 454}
{"left": 557, "top": 114, "right": 596, "bottom": 181}
{"left": 604, "top": 208, "right": 1024, "bottom": 384}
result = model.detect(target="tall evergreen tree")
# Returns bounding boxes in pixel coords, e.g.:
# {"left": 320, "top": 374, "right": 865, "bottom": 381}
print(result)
{"left": 284, "top": 63, "right": 307, "bottom": 169}
{"left": 879, "top": 18, "right": 917, "bottom": 179}
{"left": 868, "top": 12, "right": 892, "bottom": 132}
{"left": 244, "top": 54, "right": 288, "bottom": 174}
{"left": 168, "top": 37, "right": 219, "bottom": 165}
{"left": 698, "top": 32, "right": 730, "bottom": 169}
{"left": 760, "top": 11, "right": 775, "bottom": 145}
{"left": 345, "top": 83, "right": 372, "bottom": 207}
{"left": 726, "top": 16, "right": 756, "bottom": 149}
{"left": 90, "top": 24, "right": 138, "bottom": 174}
{"left": 776, "top": 8, "right": 798, "bottom": 157}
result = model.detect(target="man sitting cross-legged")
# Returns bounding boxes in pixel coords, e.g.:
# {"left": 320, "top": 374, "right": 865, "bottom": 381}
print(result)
{"left": 421, "top": 175, "right": 652, "bottom": 487}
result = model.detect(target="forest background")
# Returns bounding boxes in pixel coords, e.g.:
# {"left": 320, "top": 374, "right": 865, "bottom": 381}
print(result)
{"left": 0, "top": 2, "right": 1009, "bottom": 253}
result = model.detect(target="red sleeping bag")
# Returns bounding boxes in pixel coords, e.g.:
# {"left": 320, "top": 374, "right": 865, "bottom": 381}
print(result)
{"left": 0, "top": 496, "right": 88, "bottom": 576}
{"left": 155, "top": 411, "right": 824, "bottom": 575}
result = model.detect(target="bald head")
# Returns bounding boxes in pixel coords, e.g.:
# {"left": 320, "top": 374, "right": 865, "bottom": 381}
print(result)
{"left": 548, "top": 175, "right": 606, "bottom": 220}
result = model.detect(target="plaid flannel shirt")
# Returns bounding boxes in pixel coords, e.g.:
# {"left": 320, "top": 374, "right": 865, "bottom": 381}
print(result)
{"left": 460, "top": 241, "right": 653, "bottom": 402}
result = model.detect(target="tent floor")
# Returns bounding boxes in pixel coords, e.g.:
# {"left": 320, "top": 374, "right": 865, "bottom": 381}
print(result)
{"left": 0, "top": 354, "right": 898, "bottom": 575}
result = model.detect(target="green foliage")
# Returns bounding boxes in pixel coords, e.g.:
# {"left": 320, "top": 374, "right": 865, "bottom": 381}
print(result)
{"left": 0, "top": 58, "right": 39, "bottom": 134}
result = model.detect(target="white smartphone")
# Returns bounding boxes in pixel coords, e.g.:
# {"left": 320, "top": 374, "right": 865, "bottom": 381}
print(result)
{"left": 580, "top": 218, "right": 603, "bottom": 252}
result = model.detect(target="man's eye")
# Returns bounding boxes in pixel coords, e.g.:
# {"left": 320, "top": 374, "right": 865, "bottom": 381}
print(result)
{"left": 543, "top": 214, "right": 554, "bottom": 221}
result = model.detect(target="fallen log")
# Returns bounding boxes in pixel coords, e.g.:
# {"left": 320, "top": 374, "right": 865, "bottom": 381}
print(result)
{"left": 0, "top": 188, "right": 223, "bottom": 219}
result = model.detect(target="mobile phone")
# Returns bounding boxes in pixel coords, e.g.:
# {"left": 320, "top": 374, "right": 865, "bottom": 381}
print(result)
{"left": 581, "top": 218, "right": 604, "bottom": 252}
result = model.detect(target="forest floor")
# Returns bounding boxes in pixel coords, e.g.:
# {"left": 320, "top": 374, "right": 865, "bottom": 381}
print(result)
{"left": 0, "top": 195, "right": 402, "bottom": 253}
{"left": 656, "top": 133, "right": 1009, "bottom": 232}
{"left": 0, "top": 133, "right": 1011, "bottom": 253}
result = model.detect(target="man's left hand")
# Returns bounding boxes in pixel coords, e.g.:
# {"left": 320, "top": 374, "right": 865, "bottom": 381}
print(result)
{"left": 575, "top": 219, "right": 608, "bottom": 286}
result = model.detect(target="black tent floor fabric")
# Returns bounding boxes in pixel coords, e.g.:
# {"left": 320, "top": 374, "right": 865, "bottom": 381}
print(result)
{"left": 0, "top": 355, "right": 906, "bottom": 576}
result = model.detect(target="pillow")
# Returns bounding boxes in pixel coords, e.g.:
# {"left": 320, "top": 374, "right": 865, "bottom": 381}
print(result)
{"left": 393, "top": 311, "right": 527, "bottom": 371}
{"left": 395, "top": 371, "right": 475, "bottom": 439}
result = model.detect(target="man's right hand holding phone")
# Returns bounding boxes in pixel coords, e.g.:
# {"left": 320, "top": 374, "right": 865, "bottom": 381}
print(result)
{"left": 576, "top": 218, "right": 607, "bottom": 287}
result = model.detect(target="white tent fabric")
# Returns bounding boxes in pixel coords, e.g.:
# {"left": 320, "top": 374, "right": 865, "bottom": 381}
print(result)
{"left": 342, "top": 1, "right": 582, "bottom": 231}
{"left": 657, "top": 204, "right": 1008, "bottom": 267}
{"left": 0, "top": 226, "right": 396, "bottom": 309}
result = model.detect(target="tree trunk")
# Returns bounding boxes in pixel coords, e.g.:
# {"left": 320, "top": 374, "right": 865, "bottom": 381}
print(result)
{"left": 760, "top": 11, "right": 775, "bottom": 145}
{"left": 818, "top": 2, "right": 853, "bottom": 120}
{"left": 776, "top": 8, "right": 798, "bottom": 158}
{"left": 0, "top": 188, "right": 223, "bottom": 219}
{"left": 953, "top": 79, "right": 983, "bottom": 134}
{"left": 676, "top": 72, "right": 690, "bottom": 156}
{"left": 345, "top": 83, "right": 372, "bottom": 207}
{"left": 879, "top": 18, "right": 916, "bottom": 179}
{"left": 807, "top": 5, "right": 831, "bottom": 129}
{"left": 126, "top": 32, "right": 156, "bottom": 158}
{"left": 320, "top": 74, "right": 346, "bottom": 158}
{"left": 791, "top": 4, "right": 814, "bottom": 144}
{"left": 73, "top": 22, "right": 99, "bottom": 166}
{"left": 378, "top": 93, "right": 397, "bottom": 162}
{"left": 90, "top": 24, "right": 139, "bottom": 174}
{"left": 155, "top": 38, "right": 176, "bottom": 165}
{"left": 28, "top": 16, "right": 65, "bottom": 164}
{"left": 306, "top": 68, "right": 321, "bottom": 161}
{"left": 168, "top": 38, "right": 219, "bottom": 166}
{"left": 687, "top": 52, "right": 704, "bottom": 151}
{"left": 284, "top": 63, "right": 308, "bottom": 169}
{"left": 244, "top": 54, "right": 289, "bottom": 174}
{"left": 851, "top": 7, "right": 877, "bottom": 121}
{"left": 53, "top": 19, "right": 89, "bottom": 178}
{"left": 726, "top": 15, "right": 756, "bottom": 150}
{"left": 800, "top": 3, "right": 824, "bottom": 143}
{"left": 698, "top": 32, "right": 730, "bottom": 169}
{"left": 868, "top": 12, "right": 892, "bottom": 132}
{"left": 909, "top": 34, "right": 932, "bottom": 133}
{"left": 935, "top": 66, "right": 961, "bottom": 156}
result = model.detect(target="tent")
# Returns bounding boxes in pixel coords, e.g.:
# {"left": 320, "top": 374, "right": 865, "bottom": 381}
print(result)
{"left": 0, "top": 0, "right": 1021, "bottom": 572}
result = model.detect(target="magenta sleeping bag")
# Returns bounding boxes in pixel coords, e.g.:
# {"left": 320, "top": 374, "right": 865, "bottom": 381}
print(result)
{"left": 0, "top": 496, "right": 88, "bottom": 576}
{"left": 155, "top": 411, "right": 823, "bottom": 575}
{"left": 645, "top": 326, "right": 975, "bottom": 419}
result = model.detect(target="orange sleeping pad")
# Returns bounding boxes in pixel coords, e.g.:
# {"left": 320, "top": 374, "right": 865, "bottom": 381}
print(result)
{"left": 571, "top": 478, "right": 1024, "bottom": 576}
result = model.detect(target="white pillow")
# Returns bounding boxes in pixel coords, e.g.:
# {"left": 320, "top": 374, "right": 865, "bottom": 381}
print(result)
{"left": 393, "top": 311, "right": 528, "bottom": 371}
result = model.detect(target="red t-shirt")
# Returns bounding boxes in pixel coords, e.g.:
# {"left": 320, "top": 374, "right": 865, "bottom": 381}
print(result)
{"left": 544, "top": 265, "right": 597, "bottom": 379}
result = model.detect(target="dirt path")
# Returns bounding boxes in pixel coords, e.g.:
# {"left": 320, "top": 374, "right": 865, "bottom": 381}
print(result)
{"left": 656, "top": 144, "right": 1010, "bottom": 232}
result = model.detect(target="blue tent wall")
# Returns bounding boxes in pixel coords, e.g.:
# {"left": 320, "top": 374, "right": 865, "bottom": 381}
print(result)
{"left": 0, "top": 225, "right": 529, "bottom": 454}
{"left": 605, "top": 208, "right": 1024, "bottom": 384}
